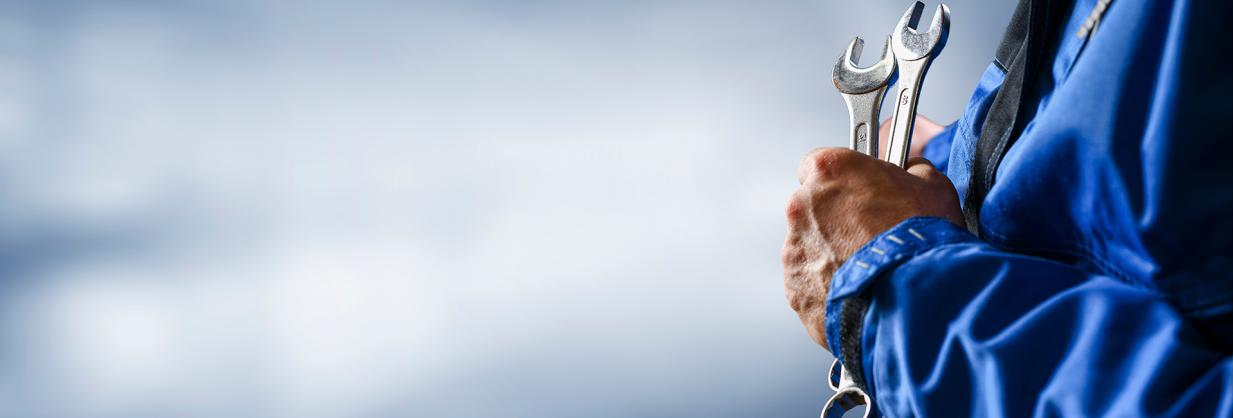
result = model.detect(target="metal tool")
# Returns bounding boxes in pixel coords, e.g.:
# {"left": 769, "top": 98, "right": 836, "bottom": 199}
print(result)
{"left": 821, "top": 5, "right": 951, "bottom": 417}
{"left": 826, "top": 40, "right": 892, "bottom": 418}
{"left": 821, "top": 29, "right": 900, "bottom": 418}
{"left": 885, "top": 1, "right": 950, "bottom": 167}
{"left": 823, "top": 359, "right": 874, "bottom": 418}
{"left": 832, "top": 36, "right": 897, "bottom": 157}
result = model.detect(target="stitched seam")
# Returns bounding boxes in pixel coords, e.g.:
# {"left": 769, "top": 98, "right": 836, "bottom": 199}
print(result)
{"left": 834, "top": 237, "right": 976, "bottom": 387}
{"left": 834, "top": 235, "right": 977, "bottom": 293}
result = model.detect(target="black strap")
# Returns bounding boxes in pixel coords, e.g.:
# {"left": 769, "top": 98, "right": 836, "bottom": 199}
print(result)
{"left": 993, "top": 0, "right": 1033, "bottom": 71}
{"left": 963, "top": 0, "right": 1073, "bottom": 235}
{"left": 836, "top": 295, "right": 871, "bottom": 393}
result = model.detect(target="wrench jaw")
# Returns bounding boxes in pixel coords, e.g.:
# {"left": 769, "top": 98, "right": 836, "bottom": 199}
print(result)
{"left": 831, "top": 36, "right": 896, "bottom": 95}
{"left": 832, "top": 36, "right": 895, "bottom": 157}
{"left": 885, "top": 1, "right": 950, "bottom": 167}
{"left": 892, "top": 1, "right": 950, "bottom": 61}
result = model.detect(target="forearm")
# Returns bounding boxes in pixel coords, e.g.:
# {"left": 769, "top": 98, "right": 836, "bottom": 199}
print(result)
{"left": 828, "top": 217, "right": 1233, "bottom": 417}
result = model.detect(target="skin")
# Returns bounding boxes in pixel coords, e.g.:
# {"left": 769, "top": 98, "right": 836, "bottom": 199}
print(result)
{"left": 878, "top": 116, "right": 947, "bottom": 162}
{"left": 782, "top": 116, "right": 963, "bottom": 350}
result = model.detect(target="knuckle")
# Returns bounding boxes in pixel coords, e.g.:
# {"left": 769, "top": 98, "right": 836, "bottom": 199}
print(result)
{"left": 905, "top": 157, "right": 933, "bottom": 170}
{"left": 780, "top": 240, "right": 806, "bottom": 266}
{"left": 785, "top": 193, "right": 806, "bottom": 221}
{"left": 784, "top": 285, "right": 818, "bottom": 314}
{"left": 786, "top": 292, "right": 804, "bottom": 312}
{"left": 807, "top": 148, "right": 857, "bottom": 179}
{"left": 908, "top": 166, "right": 934, "bottom": 181}
{"left": 906, "top": 158, "right": 944, "bottom": 181}
{"left": 786, "top": 188, "right": 817, "bottom": 220}
{"left": 783, "top": 259, "right": 822, "bottom": 314}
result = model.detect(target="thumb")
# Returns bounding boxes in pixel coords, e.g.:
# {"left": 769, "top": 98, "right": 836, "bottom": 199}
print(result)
{"left": 905, "top": 157, "right": 944, "bottom": 181}
{"left": 904, "top": 157, "right": 965, "bottom": 227}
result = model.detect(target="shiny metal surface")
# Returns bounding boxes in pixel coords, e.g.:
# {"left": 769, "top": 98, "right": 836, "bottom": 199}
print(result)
{"left": 833, "top": 37, "right": 897, "bottom": 95}
{"left": 821, "top": 5, "right": 953, "bottom": 417}
{"left": 821, "top": 359, "right": 874, "bottom": 418}
{"left": 886, "top": 1, "right": 950, "bottom": 167}
{"left": 832, "top": 36, "right": 896, "bottom": 157}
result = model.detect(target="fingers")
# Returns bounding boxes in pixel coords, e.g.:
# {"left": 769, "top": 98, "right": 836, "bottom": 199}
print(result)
{"left": 905, "top": 157, "right": 943, "bottom": 182}
{"left": 784, "top": 190, "right": 810, "bottom": 232}
{"left": 780, "top": 230, "right": 806, "bottom": 266}
{"left": 879, "top": 115, "right": 944, "bottom": 160}
{"left": 878, "top": 118, "right": 893, "bottom": 160}
{"left": 914, "top": 114, "right": 943, "bottom": 135}
{"left": 909, "top": 116, "right": 945, "bottom": 158}
{"left": 905, "top": 156, "right": 965, "bottom": 225}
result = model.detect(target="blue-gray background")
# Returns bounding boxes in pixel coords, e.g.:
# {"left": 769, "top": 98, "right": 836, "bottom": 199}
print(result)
{"left": 0, "top": 1, "right": 1015, "bottom": 417}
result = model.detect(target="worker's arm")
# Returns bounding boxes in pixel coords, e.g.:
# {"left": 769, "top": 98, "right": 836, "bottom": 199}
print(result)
{"left": 783, "top": 148, "right": 1232, "bottom": 416}
{"left": 833, "top": 216, "right": 1233, "bottom": 416}
{"left": 783, "top": 148, "right": 964, "bottom": 351}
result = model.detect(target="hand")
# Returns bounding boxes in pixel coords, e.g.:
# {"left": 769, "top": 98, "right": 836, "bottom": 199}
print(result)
{"left": 877, "top": 115, "right": 946, "bottom": 161}
{"left": 781, "top": 148, "right": 963, "bottom": 350}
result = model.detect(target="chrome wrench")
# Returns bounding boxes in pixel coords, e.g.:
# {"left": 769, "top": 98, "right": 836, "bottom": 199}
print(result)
{"left": 824, "top": 42, "right": 894, "bottom": 418}
{"left": 832, "top": 36, "right": 896, "bottom": 158}
{"left": 826, "top": 37, "right": 894, "bottom": 418}
{"left": 886, "top": 1, "right": 950, "bottom": 167}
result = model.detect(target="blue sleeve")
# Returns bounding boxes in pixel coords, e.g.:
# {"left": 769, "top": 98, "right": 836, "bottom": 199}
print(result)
{"left": 825, "top": 217, "right": 1233, "bottom": 417}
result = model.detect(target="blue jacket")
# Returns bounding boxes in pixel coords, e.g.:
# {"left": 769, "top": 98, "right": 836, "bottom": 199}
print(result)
{"left": 824, "top": 0, "right": 1233, "bottom": 416}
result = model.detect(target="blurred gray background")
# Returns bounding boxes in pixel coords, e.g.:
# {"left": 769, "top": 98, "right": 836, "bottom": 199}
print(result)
{"left": 0, "top": 1, "right": 1015, "bottom": 417}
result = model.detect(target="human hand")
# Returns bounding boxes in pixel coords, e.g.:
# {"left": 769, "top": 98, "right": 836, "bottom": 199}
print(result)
{"left": 877, "top": 115, "right": 946, "bottom": 161}
{"left": 781, "top": 148, "right": 963, "bottom": 350}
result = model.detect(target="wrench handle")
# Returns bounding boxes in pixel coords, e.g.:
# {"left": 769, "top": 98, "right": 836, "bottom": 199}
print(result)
{"left": 886, "top": 59, "right": 931, "bottom": 168}
{"left": 841, "top": 89, "right": 887, "bottom": 158}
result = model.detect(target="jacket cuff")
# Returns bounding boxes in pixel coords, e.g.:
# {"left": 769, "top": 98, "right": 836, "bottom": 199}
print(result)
{"left": 824, "top": 217, "right": 978, "bottom": 390}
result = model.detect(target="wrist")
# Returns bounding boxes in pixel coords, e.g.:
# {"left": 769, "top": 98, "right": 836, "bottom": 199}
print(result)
{"left": 823, "top": 217, "right": 979, "bottom": 384}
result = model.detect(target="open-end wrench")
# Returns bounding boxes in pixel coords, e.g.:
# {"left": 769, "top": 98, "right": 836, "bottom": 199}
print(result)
{"left": 832, "top": 36, "right": 896, "bottom": 157}
{"left": 826, "top": 39, "right": 894, "bottom": 418}
{"left": 885, "top": 1, "right": 949, "bottom": 167}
